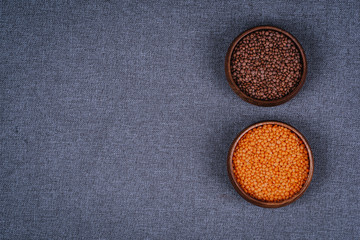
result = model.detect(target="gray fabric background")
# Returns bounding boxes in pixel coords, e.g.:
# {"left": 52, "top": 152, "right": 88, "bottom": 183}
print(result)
{"left": 1, "top": 0, "right": 359, "bottom": 239}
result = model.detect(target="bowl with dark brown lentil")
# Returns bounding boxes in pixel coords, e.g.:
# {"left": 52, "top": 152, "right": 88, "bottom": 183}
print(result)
{"left": 227, "top": 121, "right": 314, "bottom": 208}
{"left": 225, "top": 26, "right": 307, "bottom": 106}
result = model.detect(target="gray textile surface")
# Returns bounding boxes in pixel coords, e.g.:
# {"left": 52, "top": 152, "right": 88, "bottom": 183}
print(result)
{"left": 1, "top": 0, "right": 360, "bottom": 239}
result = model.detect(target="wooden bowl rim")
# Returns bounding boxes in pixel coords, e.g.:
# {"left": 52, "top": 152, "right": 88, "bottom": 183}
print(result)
{"left": 227, "top": 121, "right": 314, "bottom": 208}
{"left": 225, "top": 25, "right": 308, "bottom": 107}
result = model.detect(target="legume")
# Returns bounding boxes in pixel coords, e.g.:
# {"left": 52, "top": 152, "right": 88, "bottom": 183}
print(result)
{"left": 233, "top": 124, "right": 309, "bottom": 202}
{"left": 231, "top": 30, "right": 303, "bottom": 100}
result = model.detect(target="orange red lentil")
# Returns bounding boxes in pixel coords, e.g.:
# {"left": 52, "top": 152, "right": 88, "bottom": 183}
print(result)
{"left": 233, "top": 124, "right": 309, "bottom": 202}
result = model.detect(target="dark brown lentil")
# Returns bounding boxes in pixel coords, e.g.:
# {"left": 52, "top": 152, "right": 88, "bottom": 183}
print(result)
{"left": 230, "top": 30, "right": 303, "bottom": 100}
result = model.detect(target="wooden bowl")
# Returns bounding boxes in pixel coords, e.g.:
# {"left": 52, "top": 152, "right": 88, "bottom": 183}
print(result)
{"left": 227, "top": 121, "right": 314, "bottom": 208}
{"left": 225, "top": 26, "right": 307, "bottom": 107}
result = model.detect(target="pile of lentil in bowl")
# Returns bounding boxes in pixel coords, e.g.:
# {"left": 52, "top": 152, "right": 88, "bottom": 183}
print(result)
{"left": 232, "top": 124, "right": 309, "bottom": 202}
{"left": 230, "top": 30, "right": 303, "bottom": 100}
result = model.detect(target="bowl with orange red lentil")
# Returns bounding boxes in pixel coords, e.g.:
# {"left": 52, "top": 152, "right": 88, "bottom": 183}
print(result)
{"left": 227, "top": 121, "right": 314, "bottom": 208}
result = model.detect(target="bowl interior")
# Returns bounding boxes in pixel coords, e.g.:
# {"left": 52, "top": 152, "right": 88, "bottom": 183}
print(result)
{"left": 225, "top": 26, "right": 307, "bottom": 107}
{"left": 227, "top": 121, "right": 314, "bottom": 208}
